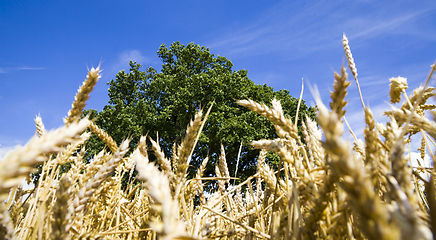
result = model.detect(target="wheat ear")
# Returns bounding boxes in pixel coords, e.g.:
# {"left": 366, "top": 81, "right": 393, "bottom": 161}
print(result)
{"left": 88, "top": 121, "right": 118, "bottom": 153}
{"left": 237, "top": 98, "right": 298, "bottom": 139}
{"left": 149, "top": 136, "right": 173, "bottom": 179}
{"left": 330, "top": 65, "right": 350, "bottom": 118}
{"left": 389, "top": 76, "right": 408, "bottom": 104}
{"left": 305, "top": 115, "right": 325, "bottom": 166}
{"left": 343, "top": 33, "right": 365, "bottom": 109}
{"left": 65, "top": 66, "right": 101, "bottom": 124}
{"left": 218, "top": 143, "right": 230, "bottom": 187}
{"left": 176, "top": 110, "right": 203, "bottom": 177}
{"left": 34, "top": 114, "right": 47, "bottom": 137}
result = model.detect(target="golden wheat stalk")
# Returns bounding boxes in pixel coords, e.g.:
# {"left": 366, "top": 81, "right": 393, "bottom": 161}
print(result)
{"left": 330, "top": 66, "right": 350, "bottom": 118}
{"left": 34, "top": 115, "right": 47, "bottom": 137}
{"left": 52, "top": 175, "right": 73, "bottom": 240}
{"left": 65, "top": 66, "right": 101, "bottom": 124}
{"left": 149, "top": 136, "right": 174, "bottom": 178}
{"left": 73, "top": 139, "right": 129, "bottom": 213}
{"left": 176, "top": 110, "right": 203, "bottom": 176}
{"left": 57, "top": 132, "right": 91, "bottom": 165}
{"left": 218, "top": 144, "right": 230, "bottom": 187}
{"left": 317, "top": 100, "right": 398, "bottom": 239}
{"left": 389, "top": 76, "right": 408, "bottom": 104}
{"left": 133, "top": 148, "right": 188, "bottom": 240}
{"left": 305, "top": 115, "right": 325, "bottom": 166}
{"left": 88, "top": 121, "right": 118, "bottom": 153}
{"left": 342, "top": 33, "right": 365, "bottom": 109}
{"left": 0, "top": 118, "right": 90, "bottom": 202}
{"left": 237, "top": 98, "right": 298, "bottom": 139}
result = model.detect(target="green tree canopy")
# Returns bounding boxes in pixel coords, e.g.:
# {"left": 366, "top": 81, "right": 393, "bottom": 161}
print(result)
{"left": 87, "top": 41, "right": 316, "bottom": 181}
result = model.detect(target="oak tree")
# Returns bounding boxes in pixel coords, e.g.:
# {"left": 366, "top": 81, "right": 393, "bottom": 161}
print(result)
{"left": 87, "top": 42, "right": 316, "bottom": 182}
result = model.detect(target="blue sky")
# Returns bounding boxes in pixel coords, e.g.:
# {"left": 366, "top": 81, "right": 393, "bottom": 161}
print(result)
{"left": 1, "top": 0, "right": 435, "bottom": 158}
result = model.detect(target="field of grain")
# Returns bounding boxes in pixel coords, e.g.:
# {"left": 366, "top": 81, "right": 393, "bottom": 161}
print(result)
{"left": 1, "top": 36, "right": 436, "bottom": 240}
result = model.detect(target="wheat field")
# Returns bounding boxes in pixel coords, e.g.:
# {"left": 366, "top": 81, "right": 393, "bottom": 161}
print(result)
{"left": 1, "top": 36, "right": 436, "bottom": 240}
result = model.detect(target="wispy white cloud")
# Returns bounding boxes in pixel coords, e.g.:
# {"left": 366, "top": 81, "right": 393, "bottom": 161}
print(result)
{"left": 0, "top": 66, "right": 45, "bottom": 74}
{"left": 106, "top": 50, "right": 155, "bottom": 76}
{"left": 346, "top": 10, "right": 431, "bottom": 40}
{"left": 118, "top": 50, "right": 149, "bottom": 65}
{"left": 208, "top": 1, "right": 341, "bottom": 58}
{"left": 15, "top": 67, "right": 45, "bottom": 70}
{"left": 358, "top": 74, "right": 389, "bottom": 88}
{"left": 255, "top": 71, "right": 286, "bottom": 86}
{"left": 207, "top": 1, "right": 435, "bottom": 60}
